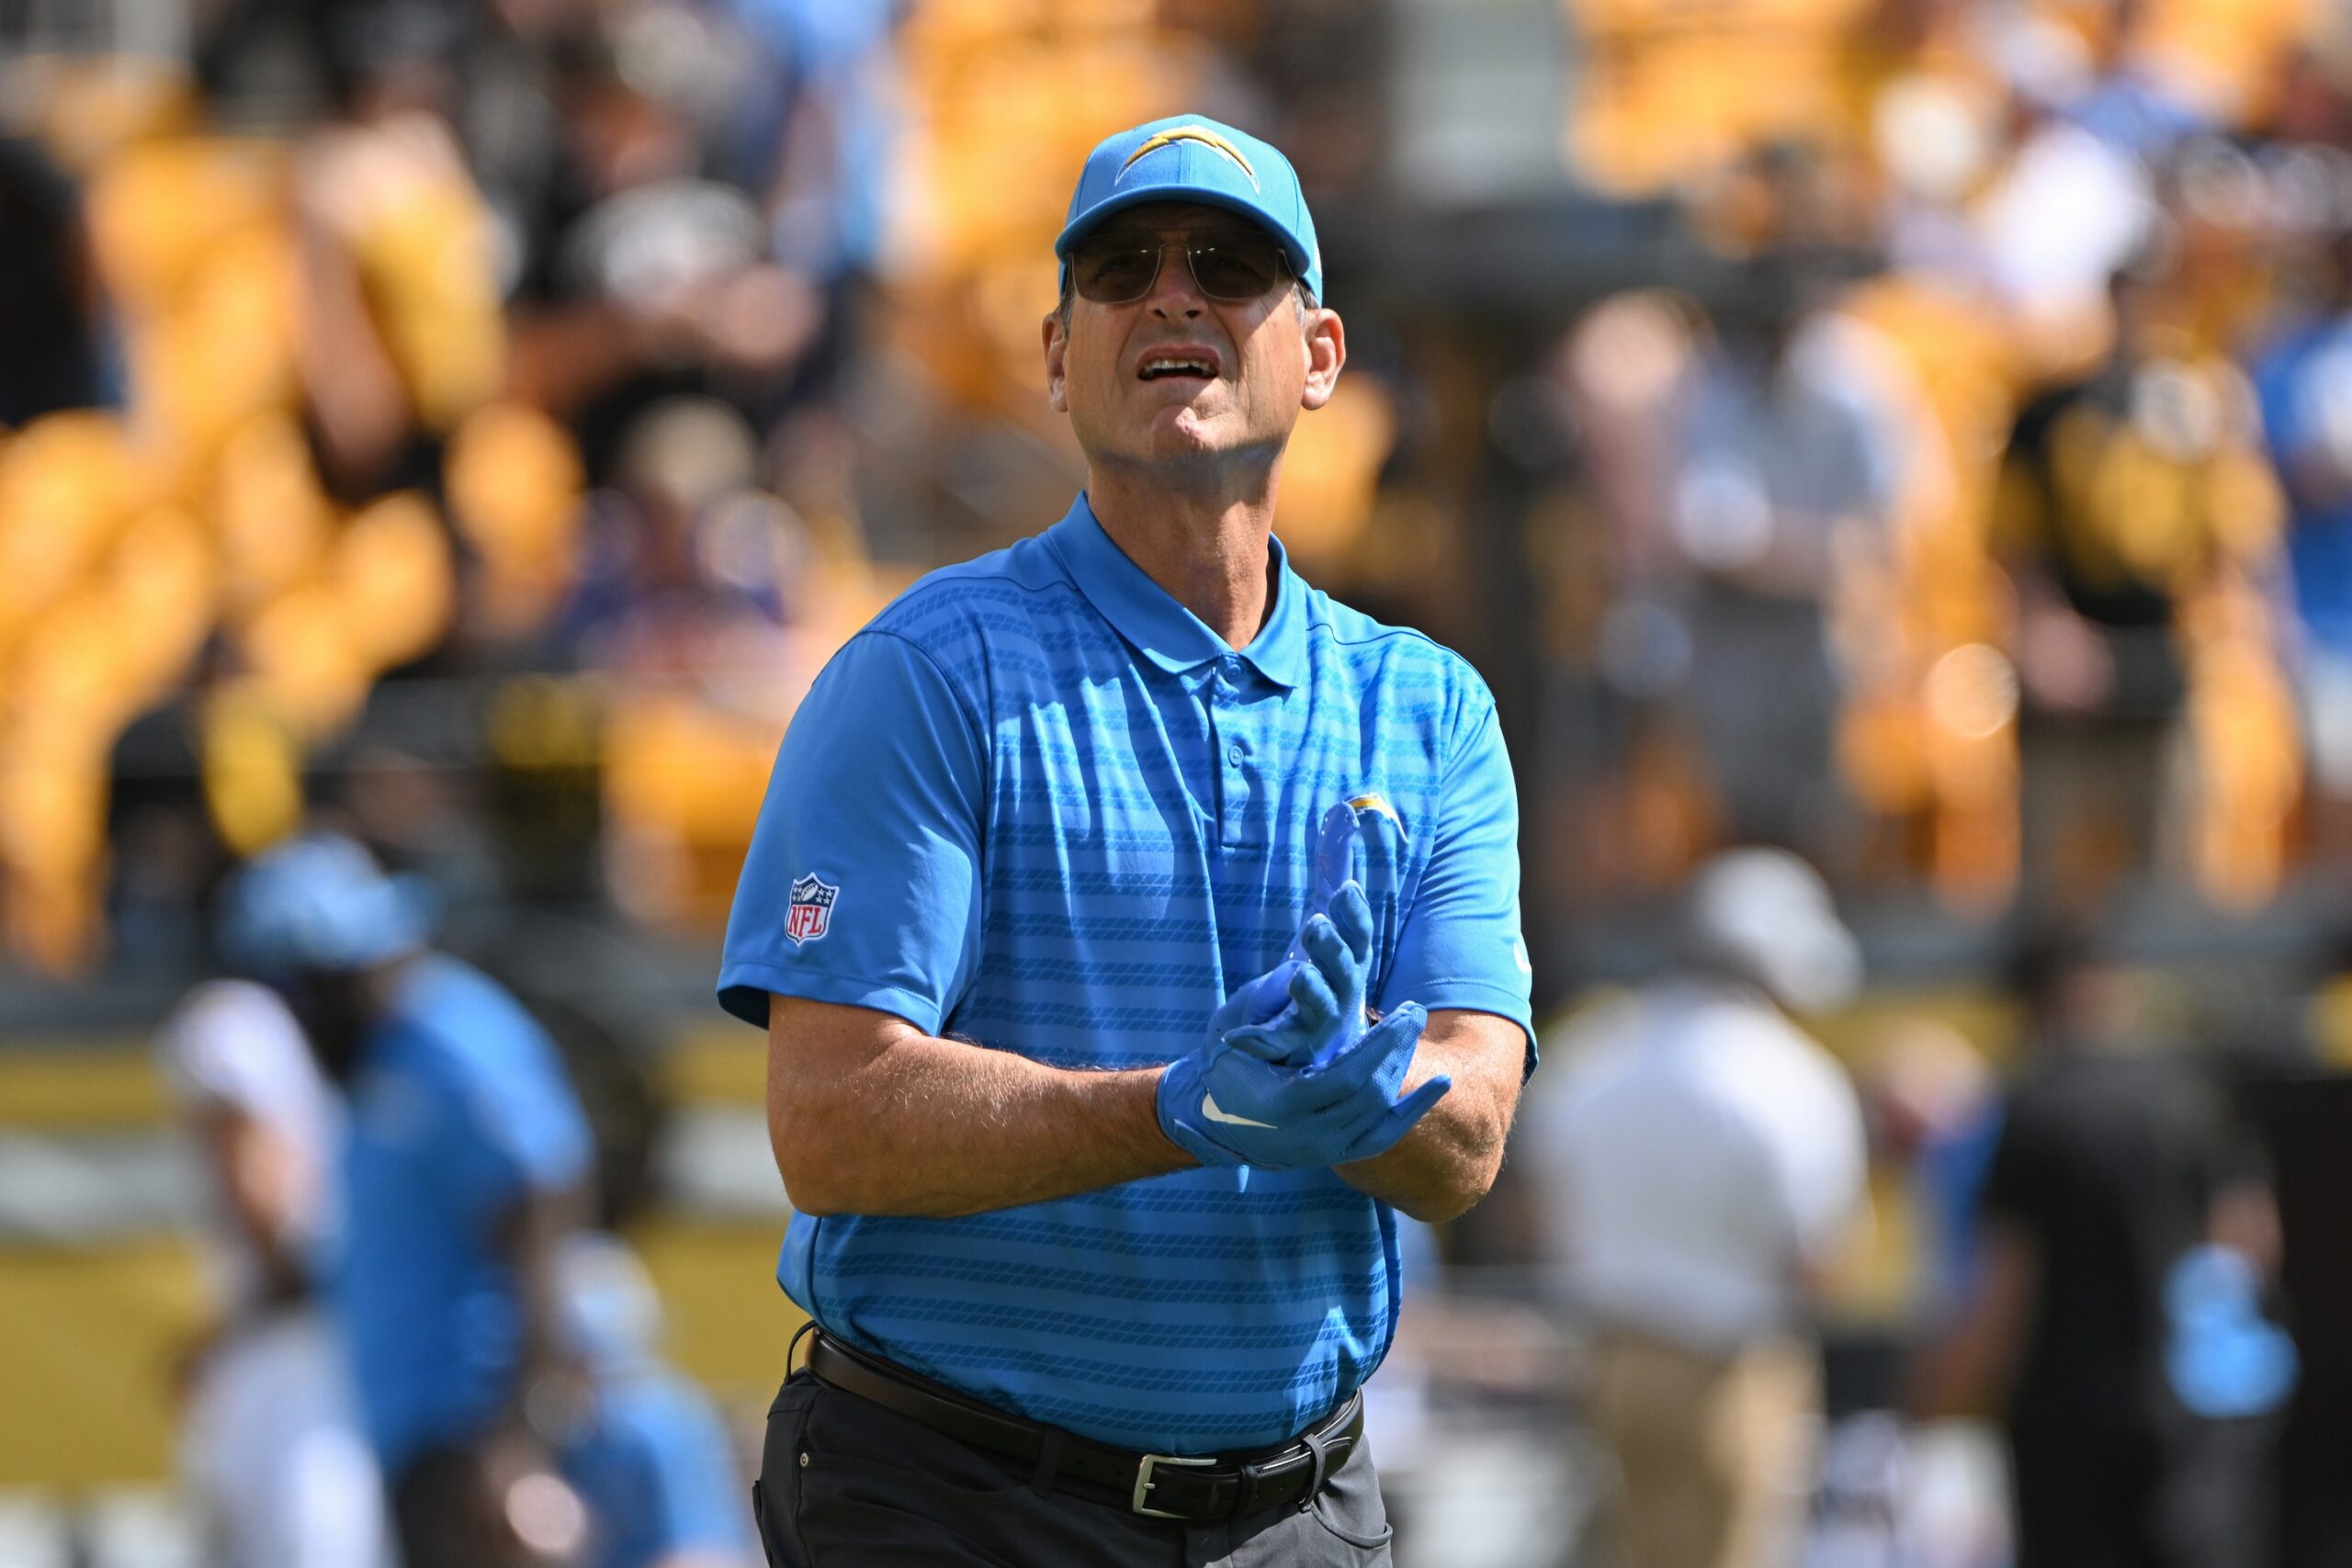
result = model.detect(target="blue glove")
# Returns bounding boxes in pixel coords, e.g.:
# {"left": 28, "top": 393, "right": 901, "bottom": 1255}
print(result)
{"left": 1156, "top": 796, "right": 1448, "bottom": 1169}
{"left": 1157, "top": 1000, "right": 1448, "bottom": 1169}
{"left": 1225, "top": 881, "right": 1374, "bottom": 1070}
{"left": 1295, "top": 796, "right": 1408, "bottom": 1007}
{"left": 1238, "top": 799, "right": 1408, "bottom": 1066}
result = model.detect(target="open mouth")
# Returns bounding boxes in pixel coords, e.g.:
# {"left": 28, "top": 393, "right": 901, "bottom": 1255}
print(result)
{"left": 1137, "top": 355, "right": 1218, "bottom": 381}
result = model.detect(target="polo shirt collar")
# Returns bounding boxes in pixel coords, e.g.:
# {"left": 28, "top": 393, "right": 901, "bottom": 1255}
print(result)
{"left": 1046, "top": 493, "right": 1306, "bottom": 690}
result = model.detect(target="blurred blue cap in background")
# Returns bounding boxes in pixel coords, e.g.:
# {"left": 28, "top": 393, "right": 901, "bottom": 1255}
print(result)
{"left": 218, "top": 833, "right": 436, "bottom": 976}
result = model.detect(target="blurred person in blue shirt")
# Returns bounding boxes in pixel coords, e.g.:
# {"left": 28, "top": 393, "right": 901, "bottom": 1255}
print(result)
{"left": 2250, "top": 227, "right": 2352, "bottom": 853}
{"left": 160, "top": 976, "right": 394, "bottom": 1568}
{"left": 221, "top": 832, "right": 597, "bottom": 1568}
{"left": 551, "top": 1233, "right": 761, "bottom": 1568}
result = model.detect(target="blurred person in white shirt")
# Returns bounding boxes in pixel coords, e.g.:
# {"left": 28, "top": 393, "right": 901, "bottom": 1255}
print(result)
{"left": 1521, "top": 848, "right": 1871, "bottom": 1568}
{"left": 161, "top": 978, "right": 394, "bottom": 1568}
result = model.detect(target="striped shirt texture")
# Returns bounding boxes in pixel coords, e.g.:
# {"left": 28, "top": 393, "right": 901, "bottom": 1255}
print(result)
{"left": 718, "top": 493, "right": 1532, "bottom": 1452}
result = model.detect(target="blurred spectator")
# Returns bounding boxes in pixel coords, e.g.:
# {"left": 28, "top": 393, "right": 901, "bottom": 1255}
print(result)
{"left": 565, "top": 395, "right": 801, "bottom": 694}
{"left": 1567, "top": 260, "right": 1910, "bottom": 861}
{"left": 550, "top": 1233, "right": 761, "bottom": 1568}
{"left": 1521, "top": 848, "right": 1870, "bottom": 1568}
{"left": 2249, "top": 223, "right": 2352, "bottom": 860}
{"left": 159, "top": 977, "right": 392, "bottom": 1568}
{"left": 220, "top": 832, "right": 595, "bottom": 1568}
{"left": 1672, "top": 265, "right": 1907, "bottom": 853}
{"left": 1996, "top": 249, "right": 2291, "bottom": 908}
{"left": 293, "top": 0, "right": 503, "bottom": 499}
{"left": 1913, "top": 933, "right": 2296, "bottom": 1568}
{"left": 1864, "top": 1020, "right": 2005, "bottom": 1326}
{"left": 719, "top": 0, "right": 903, "bottom": 288}
{"left": 503, "top": 6, "right": 823, "bottom": 477}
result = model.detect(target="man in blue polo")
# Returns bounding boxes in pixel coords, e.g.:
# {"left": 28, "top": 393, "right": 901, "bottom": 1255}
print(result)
{"left": 720, "top": 114, "right": 1534, "bottom": 1566}
{"left": 220, "top": 834, "right": 595, "bottom": 1568}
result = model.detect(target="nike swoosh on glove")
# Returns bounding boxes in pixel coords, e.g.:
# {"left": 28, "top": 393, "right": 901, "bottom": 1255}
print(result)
{"left": 1157, "top": 1000, "right": 1449, "bottom": 1170}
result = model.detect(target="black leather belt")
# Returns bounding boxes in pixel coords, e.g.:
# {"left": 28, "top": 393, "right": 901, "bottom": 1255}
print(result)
{"left": 803, "top": 1329, "right": 1362, "bottom": 1523}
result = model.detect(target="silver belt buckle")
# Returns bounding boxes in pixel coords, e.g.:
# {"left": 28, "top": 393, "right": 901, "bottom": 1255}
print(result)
{"left": 1131, "top": 1451, "right": 1216, "bottom": 1518}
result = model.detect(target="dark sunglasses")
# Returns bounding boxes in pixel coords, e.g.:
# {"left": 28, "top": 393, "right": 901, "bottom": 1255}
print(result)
{"left": 1068, "top": 229, "right": 1292, "bottom": 305}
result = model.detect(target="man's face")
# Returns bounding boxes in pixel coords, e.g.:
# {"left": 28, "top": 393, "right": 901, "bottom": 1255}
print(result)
{"left": 1044, "top": 202, "right": 1344, "bottom": 477}
{"left": 281, "top": 968, "right": 379, "bottom": 1085}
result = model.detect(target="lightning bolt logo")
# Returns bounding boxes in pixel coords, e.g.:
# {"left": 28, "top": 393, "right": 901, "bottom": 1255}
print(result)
{"left": 1118, "top": 126, "right": 1260, "bottom": 190}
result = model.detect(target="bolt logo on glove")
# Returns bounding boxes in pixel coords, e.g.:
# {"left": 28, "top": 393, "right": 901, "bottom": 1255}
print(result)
{"left": 1158, "top": 801, "right": 1449, "bottom": 1169}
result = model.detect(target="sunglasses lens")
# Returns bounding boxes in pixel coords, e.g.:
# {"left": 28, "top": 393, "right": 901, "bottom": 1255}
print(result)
{"left": 1072, "top": 244, "right": 1160, "bottom": 302}
{"left": 1188, "top": 238, "right": 1285, "bottom": 300}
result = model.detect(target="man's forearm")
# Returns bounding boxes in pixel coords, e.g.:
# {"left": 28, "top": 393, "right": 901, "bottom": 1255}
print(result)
{"left": 1337, "top": 1010, "right": 1523, "bottom": 1223}
{"left": 771, "top": 1010, "right": 1191, "bottom": 1217}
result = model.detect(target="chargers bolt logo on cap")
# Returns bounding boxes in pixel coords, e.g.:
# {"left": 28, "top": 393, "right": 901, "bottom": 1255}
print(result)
{"left": 1118, "top": 125, "right": 1260, "bottom": 190}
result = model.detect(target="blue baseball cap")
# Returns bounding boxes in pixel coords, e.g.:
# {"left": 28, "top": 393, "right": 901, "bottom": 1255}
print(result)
{"left": 1055, "top": 115, "right": 1323, "bottom": 303}
{"left": 218, "top": 832, "right": 437, "bottom": 976}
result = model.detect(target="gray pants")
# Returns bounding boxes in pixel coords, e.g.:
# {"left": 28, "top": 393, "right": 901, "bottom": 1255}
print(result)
{"left": 754, "top": 1371, "right": 1394, "bottom": 1567}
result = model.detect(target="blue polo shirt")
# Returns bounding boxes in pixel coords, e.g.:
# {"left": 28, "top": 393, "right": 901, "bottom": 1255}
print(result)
{"left": 718, "top": 493, "right": 1533, "bottom": 1452}
{"left": 334, "top": 956, "right": 593, "bottom": 1472}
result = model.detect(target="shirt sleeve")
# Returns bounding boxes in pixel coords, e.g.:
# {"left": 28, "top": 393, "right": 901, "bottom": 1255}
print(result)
{"left": 1770, "top": 1048, "right": 1871, "bottom": 1266}
{"left": 156, "top": 981, "right": 311, "bottom": 1114}
{"left": 1381, "top": 697, "right": 1538, "bottom": 1073}
{"left": 718, "top": 628, "right": 988, "bottom": 1033}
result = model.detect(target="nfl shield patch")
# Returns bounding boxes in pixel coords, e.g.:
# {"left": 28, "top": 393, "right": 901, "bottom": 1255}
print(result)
{"left": 786, "top": 874, "right": 838, "bottom": 945}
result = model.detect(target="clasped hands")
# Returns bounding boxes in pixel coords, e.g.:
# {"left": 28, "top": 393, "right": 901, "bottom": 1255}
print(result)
{"left": 1158, "top": 807, "right": 1449, "bottom": 1170}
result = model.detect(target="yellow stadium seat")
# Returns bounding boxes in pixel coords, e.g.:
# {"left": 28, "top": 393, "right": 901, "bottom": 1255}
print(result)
{"left": 210, "top": 412, "right": 335, "bottom": 612}
{"left": 237, "top": 581, "right": 375, "bottom": 739}
{"left": 103, "top": 508, "right": 221, "bottom": 702}
{"left": 199, "top": 683, "right": 307, "bottom": 859}
{"left": 0, "top": 412, "right": 156, "bottom": 626}
{"left": 333, "top": 491, "right": 456, "bottom": 672}
{"left": 445, "top": 402, "right": 587, "bottom": 636}
{"left": 21, "top": 55, "right": 199, "bottom": 174}
{"left": 85, "top": 137, "right": 289, "bottom": 320}
{"left": 130, "top": 222, "right": 300, "bottom": 475}
{"left": 603, "top": 692, "right": 790, "bottom": 929}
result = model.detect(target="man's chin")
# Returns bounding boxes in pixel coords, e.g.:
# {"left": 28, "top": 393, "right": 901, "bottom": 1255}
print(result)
{"left": 1142, "top": 404, "right": 1251, "bottom": 456}
{"left": 1081, "top": 411, "right": 1281, "bottom": 479}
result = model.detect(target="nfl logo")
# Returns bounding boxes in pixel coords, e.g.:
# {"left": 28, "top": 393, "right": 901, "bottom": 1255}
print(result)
{"left": 786, "top": 874, "right": 838, "bottom": 945}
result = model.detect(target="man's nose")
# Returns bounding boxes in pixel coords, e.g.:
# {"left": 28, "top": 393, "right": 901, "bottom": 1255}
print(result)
{"left": 1146, "top": 242, "right": 1205, "bottom": 317}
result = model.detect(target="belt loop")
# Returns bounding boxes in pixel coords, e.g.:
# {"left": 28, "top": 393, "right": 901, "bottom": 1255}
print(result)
{"left": 787, "top": 1320, "right": 820, "bottom": 1377}
{"left": 1029, "top": 1427, "right": 1064, "bottom": 1498}
{"left": 1296, "top": 1428, "right": 1331, "bottom": 1513}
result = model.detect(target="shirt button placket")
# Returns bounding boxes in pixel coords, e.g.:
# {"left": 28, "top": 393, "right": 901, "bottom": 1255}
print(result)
{"left": 1215, "top": 660, "right": 1253, "bottom": 850}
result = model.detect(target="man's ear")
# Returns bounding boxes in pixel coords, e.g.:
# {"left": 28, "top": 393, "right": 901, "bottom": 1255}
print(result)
{"left": 1043, "top": 311, "right": 1069, "bottom": 412}
{"left": 1300, "top": 307, "right": 1346, "bottom": 412}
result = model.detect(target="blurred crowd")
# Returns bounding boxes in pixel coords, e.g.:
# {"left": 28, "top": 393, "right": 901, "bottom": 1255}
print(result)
{"left": 0, "top": 0, "right": 912, "bottom": 973}
{"left": 5, "top": 0, "right": 2352, "bottom": 978}
{"left": 1530, "top": 0, "right": 2352, "bottom": 923}
{"left": 9, "top": 0, "right": 2352, "bottom": 1566}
